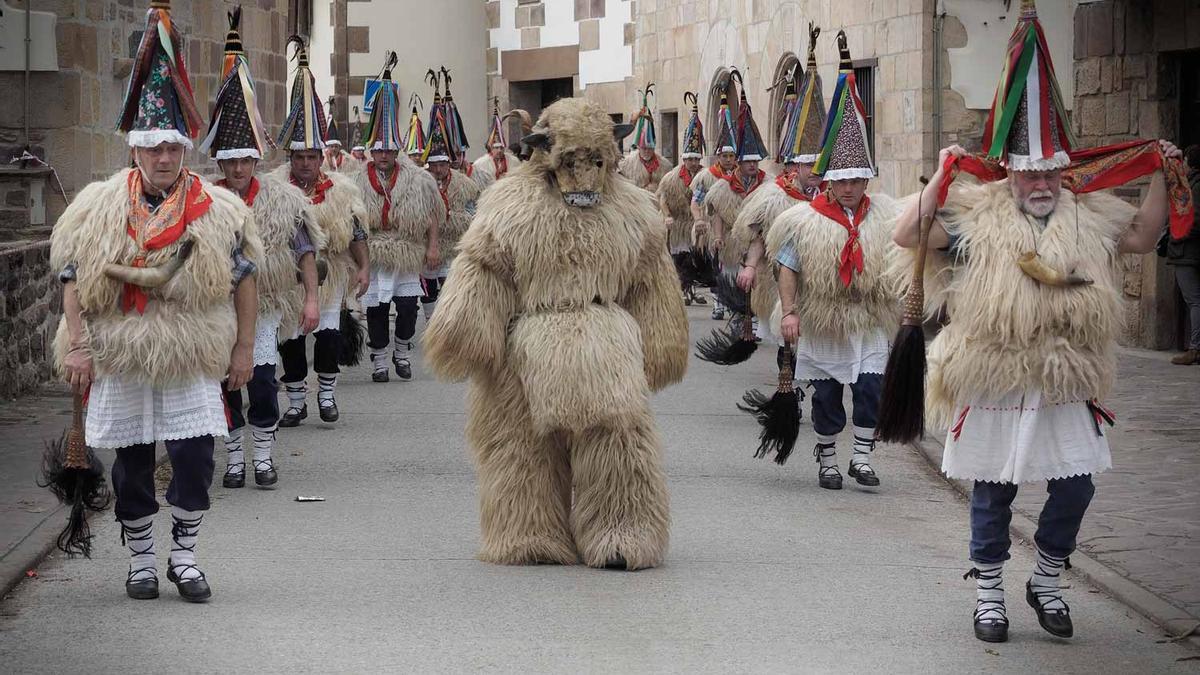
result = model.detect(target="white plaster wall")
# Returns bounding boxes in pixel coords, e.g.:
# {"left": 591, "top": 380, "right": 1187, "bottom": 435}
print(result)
{"left": 580, "top": 0, "right": 632, "bottom": 87}
{"left": 944, "top": 0, "right": 1080, "bottom": 111}
{"left": 308, "top": 0, "right": 334, "bottom": 106}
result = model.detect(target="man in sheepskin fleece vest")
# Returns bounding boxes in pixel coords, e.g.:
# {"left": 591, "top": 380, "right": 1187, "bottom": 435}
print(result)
{"left": 618, "top": 83, "right": 672, "bottom": 193}
{"left": 274, "top": 37, "right": 370, "bottom": 426}
{"left": 51, "top": 0, "right": 261, "bottom": 603}
{"left": 423, "top": 98, "right": 689, "bottom": 570}
{"left": 892, "top": 0, "right": 1186, "bottom": 644}
{"left": 657, "top": 92, "right": 706, "bottom": 304}
{"left": 423, "top": 149, "right": 480, "bottom": 326}
{"left": 471, "top": 102, "right": 523, "bottom": 191}
{"left": 200, "top": 9, "right": 325, "bottom": 491}
{"left": 353, "top": 59, "right": 446, "bottom": 383}
{"left": 768, "top": 32, "right": 899, "bottom": 495}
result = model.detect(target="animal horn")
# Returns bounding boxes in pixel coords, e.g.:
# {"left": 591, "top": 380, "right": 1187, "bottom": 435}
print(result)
{"left": 102, "top": 240, "right": 195, "bottom": 288}
{"left": 503, "top": 108, "right": 533, "bottom": 134}
{"left": 1016, "top": 252, "right": 1094, "bottom": 287}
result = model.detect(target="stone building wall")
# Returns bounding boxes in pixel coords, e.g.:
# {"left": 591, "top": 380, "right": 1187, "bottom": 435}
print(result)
{"left": 1072, "top": 0, "right": 1200, "bottom": 349}
{"left": 0, "top": 0, "right": 293, "bottom": 237}
{"left": 0, "top": 241, "right": 60, "bottom": 399}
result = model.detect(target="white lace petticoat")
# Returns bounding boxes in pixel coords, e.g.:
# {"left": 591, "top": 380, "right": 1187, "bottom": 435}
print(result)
{"left": 86, "top": 374, "right": 228, "bottom": 449}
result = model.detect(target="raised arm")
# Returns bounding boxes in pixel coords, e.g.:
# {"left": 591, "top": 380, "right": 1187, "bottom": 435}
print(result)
{"left": 1120, "top": 140, "right": 1182, "bottom": 254}
{"left": 893, "top": 145, "right": 963, "bottom": 250}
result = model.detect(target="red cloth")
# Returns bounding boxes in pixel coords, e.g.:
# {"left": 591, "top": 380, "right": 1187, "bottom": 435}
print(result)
{"left": 936, "top": 140, "right": 1194, "bottom": 239}
{"left": 493, "top": 154, "right": 508, "bottom": 179}
{"left": 678, "top": 164, "right": 693, "bottom": 189}
{"left": 640, "top": 154, "right": 661, "bottom": 179}
{"left": 367, "top": 162, "right": 400, "bottom": 230}
{"left": 776, "top": 174, "right": 815, "bottom": 202}
{"left": 730, "top": 169, "right": 766, "bottom": 197}
{"left": 122, "top": 170, "right": 212, "bottom": 314}
{"left": 708, "top": 163, "right": 734, "bottom": 181}
{"left": 811, "top": 192, "right": 872, "bottom": 288}
{"left": 291, "top": 172, "right": 334, "bottom": 205}
{"left": 215, "top": 177, "right": 259, "bottom": 207}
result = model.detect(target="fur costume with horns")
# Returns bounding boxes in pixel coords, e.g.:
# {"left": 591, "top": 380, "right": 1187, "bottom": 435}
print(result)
{"left": 423, "top": 98, "right": 688, "bottom": 571}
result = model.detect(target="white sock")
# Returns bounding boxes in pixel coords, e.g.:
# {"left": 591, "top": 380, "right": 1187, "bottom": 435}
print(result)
{"left": 285, "top": 382, "right": 306, "bottom": 411}
{"left": 169, "top": 507, "right": 204, "bottom": 581}
{"left": 422, "top": 301, "right": 437, "bottom": 322}
{"left": 370, "top": 347, "right": 388, "bottom": 373}
{"left": 1030, "top": 547, "right": 1069, "bottom": 613}
{"left": 250, "top": 424, "right": 275, "bottom": 470}
{"left": 970, "top": 561, "right": 1007, "bottom": 624}
{"left": 393, "top": 340, "right": 412, "bottom": 364}
{"left": 121, "top": 515, "right": 156, "bottom": 582}
{"left": 317, "top": 374, "right": 336, "bottom": 409}
{"left": 851, "top": 426, "right": 875, "bottom": 468}
{"left": 814, "top": 436, "right": 838, "bottom": 474}
{"left": 224, "top": 427, "right": 244, "bottom": 476}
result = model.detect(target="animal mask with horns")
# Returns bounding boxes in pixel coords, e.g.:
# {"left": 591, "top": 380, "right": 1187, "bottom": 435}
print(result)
{"left": 520, "top": 98, "right": 635, "bottom": 207}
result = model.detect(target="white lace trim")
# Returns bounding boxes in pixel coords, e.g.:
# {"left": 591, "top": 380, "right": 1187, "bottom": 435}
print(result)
{"left": 215, "top": 148, "right": 262, "bottom": 160}
{"left": 127, "top": 129, "right": 194, "bottom": 150}
{"left": 821, "top": 167, "right": 876, "bottom": 181}
{"left": 85, "top": 375, "right": 228, "bottom": 449}
{"left": 364, "top": 268, "right": 422, "bottom": 307}
{"left": 1004, "top": 151, "right": 1070, "bottom": 172}
{"left": 680, "top": 152, "right": 703, "bottom": 159}
{"left": 253, "top": 311, "right": 283, "bottom": 366}
{"left": 290, "top": 140, "right": 324, "bottom": 150}
{"left": 794, "top": 328, "right": 890, "bottom": 385}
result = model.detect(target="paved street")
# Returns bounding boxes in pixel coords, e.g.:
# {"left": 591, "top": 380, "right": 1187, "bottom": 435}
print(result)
{"left": 1, "top": 308, "right": 1196, "bottom": 672}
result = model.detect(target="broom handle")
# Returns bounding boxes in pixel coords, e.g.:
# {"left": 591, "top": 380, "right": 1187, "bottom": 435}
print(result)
{"left": 901, "top": 214, "right": 935, "bottom": 327}
{"left": 778, "top": 343, "right": 795, "bottom": 393}
{"left": 72, "top": 392, "right": 84, "bottom": 430}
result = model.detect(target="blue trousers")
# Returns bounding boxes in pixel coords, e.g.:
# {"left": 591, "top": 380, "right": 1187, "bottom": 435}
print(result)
{"left": 969, "top": 475, "right": 1096, "bottom": 564}
{"left": 809, "top": 373, "right": 882, "bottom": 436}
{"left": 226, "top": 363, "right": 279, "bottom": 431}
{"left": 112, "top": 436, "right": 215, "bottom": 521}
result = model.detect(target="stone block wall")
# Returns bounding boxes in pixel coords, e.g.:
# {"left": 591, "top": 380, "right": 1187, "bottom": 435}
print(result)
{"left": 1072, "top": 0, "right": 1200, "bottom": 349}
{"left": 0, "top": 241, "right": 60, "bottom": 399}
{"left": 0, "top": 0, "right": 292, "bottom": 238}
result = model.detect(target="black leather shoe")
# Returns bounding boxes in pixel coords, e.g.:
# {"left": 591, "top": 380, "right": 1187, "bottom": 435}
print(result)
{"left": 394, "top": 359, "right": 412, "bottom": 381}
{"left": 1027, "top": 580, "right": 1073, "bottom": 638}
{"left": 818, "top": 468, "right": 843, "bottom": 490}
{"left": 253, "top": 459, "right": 278, "bottom": 487}
{"left": 279, "top": 404, "right": 307, "bottom": 428}
{"left": 848, "top": 462, "right": 880, "bottom": 487}
{"left": 974, "top": 617, "right": 1009, "bottom": 643}
{"left": 166, "top": 565, "right": 211, "bottom": 603}
{"left": 222, "top": 466, "right": 245, "bottom": 489}
{"left": 319, "top": 402, "right": 339, "bottom": 422}
{"left": 125, "top": 574, "right": 159, "bottom": 600}
{"left": 372, "top": 368, "right": 389, "bottom": 383}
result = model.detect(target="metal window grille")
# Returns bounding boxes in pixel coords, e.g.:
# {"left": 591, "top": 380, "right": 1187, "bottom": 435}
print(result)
{"left": 853, "top": 63, "right": 876, "bottom": 158}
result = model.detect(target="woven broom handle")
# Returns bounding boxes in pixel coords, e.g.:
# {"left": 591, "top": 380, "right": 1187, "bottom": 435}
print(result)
{"left": 65, "top": 392, "right": 88, "bottom": 470}
{"left": 901, "top": 214, "right": 934, "bottom": 326}
{"left": 778, "top": 344, "right": 795, "bottom": 393}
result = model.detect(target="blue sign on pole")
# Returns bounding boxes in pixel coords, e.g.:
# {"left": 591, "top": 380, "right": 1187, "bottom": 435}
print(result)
{"left": 362, "top": 78, "right": 382, "bottom": 113}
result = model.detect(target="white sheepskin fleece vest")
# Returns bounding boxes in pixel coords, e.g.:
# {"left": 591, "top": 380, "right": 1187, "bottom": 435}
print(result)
{"left": 731, "top": 180, "right": 801, "bottom": 320}
{"left": 353, "top": 157, "right": 445, "bottom": 276}
{"left": 656, "top": 164, "right": 696, "bottom": 251}
{"left": 50, "top": 168, "right": 260, "bottom": 385}
{"left": 250, "top": 174, "right": 324, "bottom": 320}
{"left": 619, "top": 150, "right": 671, "bottom": 192}
{"left": 441, "top": 168, "right": 481, "bottom": 262}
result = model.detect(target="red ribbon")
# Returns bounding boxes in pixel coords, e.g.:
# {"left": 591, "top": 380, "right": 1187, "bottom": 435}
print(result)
{"left": 936, "top": 140, "right": 1194, "bottom": 239}
{"left": 438, "top": 182, "right": 451, "bottom": 217}
{"left": 641, "top": 154, "right": 661, "bottom": 180}
{"left": 678, "top": 164, "right": 693, "bottom": 190}
{"left": 811, "top": 192, "right": 872, "bottom": 288}
{"left": 367, "top": 162, "right": 400, "bottom": 230}
{"left": 950, "top": 406, "right": 971, "bottom": 442}
{"left": 776, "top": 174, "right": 821, "bottom": 202}
{"left": 493, "top": 153, "right": 508, "bottom": 179}
{"left": 708, "top": 163, "right": 734, "bottom": 181}
{"left": 291, "top": 173, "right": 334, "bottom": 205}
{"left": 215, "top": 177, "right": 260, "bottom": 207}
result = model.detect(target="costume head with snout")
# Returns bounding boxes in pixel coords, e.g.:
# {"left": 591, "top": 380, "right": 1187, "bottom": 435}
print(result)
{"left": 519, "top": 98, "right": 635, "bottom": 208}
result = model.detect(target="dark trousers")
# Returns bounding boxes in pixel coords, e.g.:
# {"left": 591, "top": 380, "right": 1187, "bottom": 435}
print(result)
{"left": 810, "top": 373, "right": 882, "bottom": 436}
{"left": 366, "top": 296, "right": 419, "bottom": 349}
{"left": 112, "top": 436, "right": 215, "bottom": 521}
{"left": 279, "top": 328, "right": 339, "bottom": 382}
{"left": 420, "top": 276, "right": 444, "bottom": 306}
{"left": 226, "top": 363, "right": 279, "bottom": 430}
{"left": 969, "top": 475, "right": 1096, "bottom": 564}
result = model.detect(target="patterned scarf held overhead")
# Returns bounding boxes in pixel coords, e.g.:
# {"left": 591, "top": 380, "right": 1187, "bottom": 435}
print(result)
{"left": 123, "top": 168, "right": 212, "bottom": 314}
{"left": 936, "top": 139, "right": 1194, "bottom": 239}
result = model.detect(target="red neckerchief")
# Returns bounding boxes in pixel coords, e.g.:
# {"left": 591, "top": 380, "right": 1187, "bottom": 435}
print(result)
{"left": 730, "top": 169, "right": 766, "bottom": 196}
{"left": 290, "top": 172, "right": 334, "bottom": 205}
{"left": 123, "top": 169, "right": 212, "bottom": 314}
{"left": 327, "top": 152, "right": 343, "bottom": 170}
{"left": 215, "top": 177, "right": 260, "bottom": 207}
{"left": 708, "top": 163, "right": 735, "bottom": 181}
{"left": 464, "top": 163, "right": 474, "bottom": 178}
{"left": 437, "top": 178, "right": 451, "bottom": 217}
{"left": 367, "top": 162, "right": 400, "bottom": 230}
{"left": 493, "top": 153, "right": 508, "bottom": 179}
{"left": 811, "top": 192, "right": 872, "bottom": 288}
{"left": 678, "top": 164, "right": 694, "bottom": 189}
{"left": 776, "top": 174, "right": 807, "bottom": 201}
{"left": 640, "top": 154, "right": 661, "bottom": 180}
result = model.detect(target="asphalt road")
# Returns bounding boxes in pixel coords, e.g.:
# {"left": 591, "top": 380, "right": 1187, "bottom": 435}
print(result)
{"left": 1, "top": 307, "right": 1194, "bottom": 673}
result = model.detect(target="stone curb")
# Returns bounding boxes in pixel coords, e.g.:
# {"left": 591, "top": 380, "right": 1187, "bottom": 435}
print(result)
{"left": 1, "top": 449, "right": 167, "bottom": 601}
{"left": 910, "top": 438, "right": 1200, "bottom": 650}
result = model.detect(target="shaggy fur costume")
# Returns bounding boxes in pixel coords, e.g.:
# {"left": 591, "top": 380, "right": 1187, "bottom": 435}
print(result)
{"left": 471, "top": 151, "right": 519, "bottom": 191}
{"left": 729, "top": 180, "right": 802, "bottom": 321}
{"left": 619, "top": 149, "right": 672, "bottom": 192}
{"left": 268, "top": 165, "right": 364, "bottom": 307}
{"left": 765, "top": 193, "right": 902, "bottom": 340}
{"left": 423, "top": 98, "right": 688, "bottom": 571}
{"left": 50, "top": 169, "right": 262, "bottom": 385}
{"left": 903, "top": 180, "right": 1133, "bottom": 429}
{"left": 352, "top": 155, "right": 445, "bottom": 276}
{"left": 323, "top": 150, "right": 362, "bottom": 174}
{"left": 252, "top": 174, "right": 328, "bottom": 331}
{"left": 441, "top": 169, "right": 481, "bottom": 264}
{"left": 656, "top": 164, "right": 696, "bottom": 252}
{"left": 706, "top": 177, "right": 760, "bottom": 267}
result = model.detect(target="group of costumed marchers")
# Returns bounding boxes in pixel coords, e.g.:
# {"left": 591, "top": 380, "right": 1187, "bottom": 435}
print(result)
{"left": 38, "top": 0, "right": 1194, "bottom": 645}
